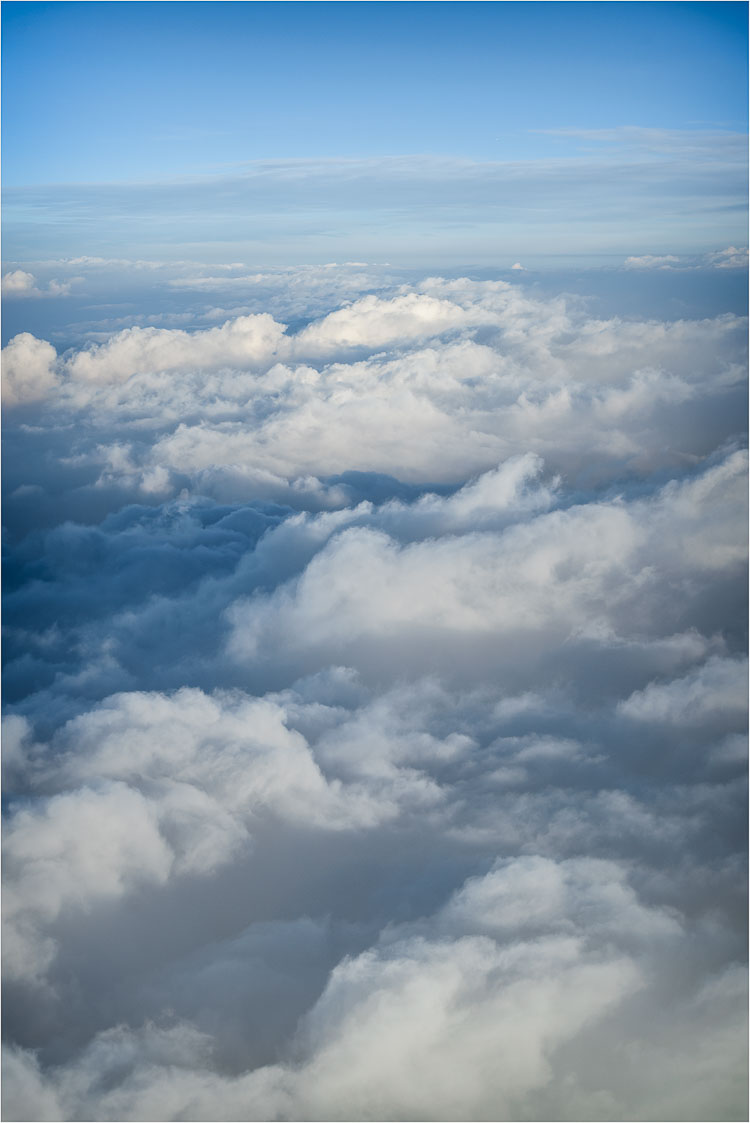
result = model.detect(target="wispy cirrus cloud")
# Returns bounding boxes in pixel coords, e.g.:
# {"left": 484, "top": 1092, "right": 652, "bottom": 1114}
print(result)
{"left": 4, "top": 129, "right": 746, "bottom": 263}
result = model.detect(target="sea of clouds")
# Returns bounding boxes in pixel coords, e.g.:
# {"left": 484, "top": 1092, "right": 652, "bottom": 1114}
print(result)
{"left": 2, "top": 268, "right": 747, "bottom": 1121}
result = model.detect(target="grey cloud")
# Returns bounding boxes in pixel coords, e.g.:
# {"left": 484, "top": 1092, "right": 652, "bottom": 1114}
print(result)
{"left": 2, "top": 269, "right": 747, "bottom": 1121}
{"left": 3, "top": 857, "right": 745, "bottom": 1120}
{"left": 226, "top": 451, "right": 746, "bottom": 691}
{"left": 618, "top": 655, "right": 747, "bottom": 727}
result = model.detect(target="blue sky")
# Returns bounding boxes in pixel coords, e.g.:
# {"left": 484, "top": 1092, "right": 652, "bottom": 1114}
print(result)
{"left": 2, "top": 1, "right": 748, "bottom": 262}
{"left": 3, "top": 1, "right": 748, "bottom": 181}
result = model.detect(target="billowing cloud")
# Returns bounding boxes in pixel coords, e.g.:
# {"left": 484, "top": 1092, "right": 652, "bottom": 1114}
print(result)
{"left": 65, "top": 313, "right": 286, "bottom": 384}
{"left": 3, "top": 278, "right": 744, "bottom": 503}
{"left": 2, "top": 332, "right": 60, "bottom": 406}
{"left": 2, "top": 269, "right": 747, "bottom": 1121}
{"left": 618, "top": 655, "right": 747, "bottom": 727}
{"left": 2, "top": 269, "right": 37, "bottom": 295}
{"left": 1, "top": 269, "right": 71, "bottom": 298}
{"left": 2, "top": 857, "right": 745, "bottom": 1121}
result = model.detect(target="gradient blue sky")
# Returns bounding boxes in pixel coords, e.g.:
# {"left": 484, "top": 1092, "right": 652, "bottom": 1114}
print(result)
{"left": 2, "top": 1, "right": 748, "bottom": 263}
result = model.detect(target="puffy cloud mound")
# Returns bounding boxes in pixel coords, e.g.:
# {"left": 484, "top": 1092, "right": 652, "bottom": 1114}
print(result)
{"left": 1, "top": 270, "right": 72, "bottom": 299}
{"left": 2, "top": 269, "right": 747, "bottom": 1121}
{"left": 65, "top": 313, "right": 287, "bottom": 384}
{"left": 2, "top": 332, "right": 60, "bottom": 406}
{"left": 2, "top": 269, "right": 37, "bottom": 295}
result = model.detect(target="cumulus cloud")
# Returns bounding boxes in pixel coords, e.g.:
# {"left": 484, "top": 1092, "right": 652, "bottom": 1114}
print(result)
{"left": 618, "top": 655, "right": 747, "bottom": 727}
{"left": 2, "top": 269, "right": 37, "bottom": 294}
{"left": 2, "top": 332, "right": 60, "bottom": 406}
{"left": 2, "top": 268, "right": 747, "bottom": 1121}
{"left": 5, "top": 277, "right": 742, "bottom": 511}
{"left": 65, "top": 313, "right": 286, "bottom": 384}
{"left": 2, "top": 858, "right": 745, "bottom": 1121}
{"left": 225, "top": 450, "right": 746, "bottom": 689}
{"left": 2, "top": 269, "right": 71, "bottom": 297}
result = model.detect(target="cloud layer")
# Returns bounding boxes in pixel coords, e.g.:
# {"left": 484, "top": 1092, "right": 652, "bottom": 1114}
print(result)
{"left": 4, "top": 130, "right": 747, "bottom": 262}
{"left": 2, "top": 269, "right": 747, "bottom": 1121}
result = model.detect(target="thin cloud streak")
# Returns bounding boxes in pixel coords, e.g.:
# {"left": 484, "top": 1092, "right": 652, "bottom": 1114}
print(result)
{"left": 4, "top": 130, "right": 746, "bottom": 262}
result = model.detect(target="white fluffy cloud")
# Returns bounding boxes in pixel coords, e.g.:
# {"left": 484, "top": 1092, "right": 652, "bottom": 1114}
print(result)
{"left": 2, "top": 269, "right": 71, "bottom": 298}
{"left": 2, "top": 269, "right": 37, "bottom": 294}
{"left": 226, "top": 450, "right": 746, "bottom": 685}
{"left": 2, "top": 332, "right": 60, "bottom": 405}
{"left": 3, "top": 269, "right": 747, "bottom": 1121}
{"left": 65, "top": 313, "right": 286, "bottom": 383}
{"left": 1, "top": 276, "right": 735, "bottom": 503}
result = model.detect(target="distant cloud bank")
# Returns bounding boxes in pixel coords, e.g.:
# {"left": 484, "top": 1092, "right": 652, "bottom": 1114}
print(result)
{"left": 625, "top": 247, "right": 748, "bottom": 271}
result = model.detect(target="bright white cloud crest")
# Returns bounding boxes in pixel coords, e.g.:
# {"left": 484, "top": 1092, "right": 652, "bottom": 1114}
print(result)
{"left": 2, "top": 269, "right": 747, "bottom": 1121}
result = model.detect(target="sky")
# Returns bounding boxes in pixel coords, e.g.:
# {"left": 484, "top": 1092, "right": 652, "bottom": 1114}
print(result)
{"left": 2, "top": 4, "right": 748, "bottom": 1123}
{"left": 4, "top": 2, "right": 748, "bottom": 179}
{"left": 2, "top": 1, "right": 748, "bottom": 262}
